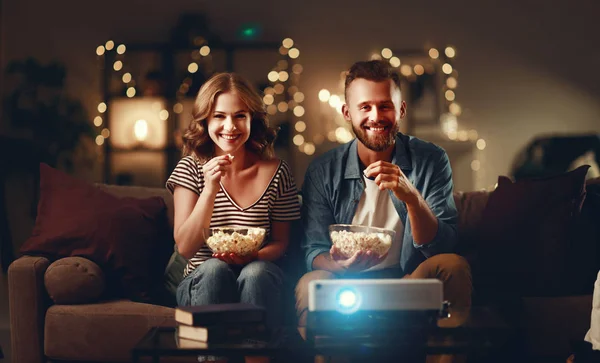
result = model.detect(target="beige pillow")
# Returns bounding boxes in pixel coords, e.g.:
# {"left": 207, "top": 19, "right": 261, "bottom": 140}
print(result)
{"left": 44, "top": 257, "right": 105, "bottom": 304}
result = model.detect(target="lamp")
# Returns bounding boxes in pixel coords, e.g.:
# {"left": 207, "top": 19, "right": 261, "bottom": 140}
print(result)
{"left": 109, "top": 97, "right": 167, "bottom": 149}
{"left": 134, "top": 119, "right": 149, "bottom": 142}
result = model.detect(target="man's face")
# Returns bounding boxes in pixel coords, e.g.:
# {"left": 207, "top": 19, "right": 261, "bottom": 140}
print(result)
{"left": 342, "top": 78, "right": 406, "bottom": 152}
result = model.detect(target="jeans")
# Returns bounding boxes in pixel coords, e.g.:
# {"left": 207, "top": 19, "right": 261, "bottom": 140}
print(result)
{"left": 177, "top": 258, "right": 284, "bottom": 329}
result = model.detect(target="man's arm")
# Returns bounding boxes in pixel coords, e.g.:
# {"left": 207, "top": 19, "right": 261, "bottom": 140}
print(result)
{"left": 405, "top": 192, "right": 439, "bottom": 245}
{"left": 301, "top": 168, "right": 383, "bottom": 273}
{"left": 300, "top": 169, "right": 337, "bottom": 272}
{"left": 410, "top": 150, "right": 458, "bottom": 256}
{"left": 369, "top": 148, "right": 458, "bottom": 256}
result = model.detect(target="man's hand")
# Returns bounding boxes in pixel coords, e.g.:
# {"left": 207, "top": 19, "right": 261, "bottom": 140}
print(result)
{"left": 330, "top": 245, "right": 386, "bottom": 274}
{"left": 213, "top": 251, "right": 258, "bottom": 265}
{"left": 365, "top": 161, "right": 418, "bottom": 204}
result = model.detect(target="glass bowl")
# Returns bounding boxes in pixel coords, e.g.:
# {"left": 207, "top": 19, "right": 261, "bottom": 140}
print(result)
{"left": 203, "top": 227, "right": 266, "bottom": 256}
{"left": 328, "top": 224, "right": 395, "bottom": 258}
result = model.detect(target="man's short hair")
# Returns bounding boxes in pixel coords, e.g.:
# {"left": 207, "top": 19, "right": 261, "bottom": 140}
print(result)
{"left": 344, "top": 60, "right": 402, "bottom": 102}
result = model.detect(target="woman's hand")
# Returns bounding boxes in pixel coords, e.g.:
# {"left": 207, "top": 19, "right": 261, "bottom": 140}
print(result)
{"left": 212, "top": 251, "right": 258, "bottom": 265}
{"left": 202, "top": 155, "right": 233, "bottom": 194}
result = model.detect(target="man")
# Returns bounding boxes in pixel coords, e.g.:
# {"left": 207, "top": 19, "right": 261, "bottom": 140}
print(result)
{"left": 295, "top": 60, "right": 472, "bottom": 332}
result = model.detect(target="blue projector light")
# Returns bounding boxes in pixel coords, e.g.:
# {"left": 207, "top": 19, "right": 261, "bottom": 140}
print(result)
{"left": 336, "top": 288, "right": 361, "bottom": 313}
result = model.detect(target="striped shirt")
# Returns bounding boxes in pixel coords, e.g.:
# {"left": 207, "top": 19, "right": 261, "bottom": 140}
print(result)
{"left": 166, "top": 155, "right": 301, "bottom": 277}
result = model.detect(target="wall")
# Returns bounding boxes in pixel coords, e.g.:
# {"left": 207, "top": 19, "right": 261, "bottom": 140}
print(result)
{"left": 2, "top": 0, "right": 599, "bottom": 190}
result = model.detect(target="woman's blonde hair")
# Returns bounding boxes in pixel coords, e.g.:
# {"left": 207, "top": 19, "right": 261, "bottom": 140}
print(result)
{"left": 182, "top": 72, "right": 278, "bottom": 162}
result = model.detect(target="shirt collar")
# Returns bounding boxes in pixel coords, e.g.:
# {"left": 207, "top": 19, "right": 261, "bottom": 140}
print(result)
{"left": 344, "top": 133, "right": 413, "bottom": 180}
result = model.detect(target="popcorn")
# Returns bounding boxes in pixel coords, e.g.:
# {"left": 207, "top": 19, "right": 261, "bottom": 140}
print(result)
{"left": 330, "top": 230, "right": 392, "bottom": 258}
{"left": 205, "top": 228, "right": 265, "bottom": 256}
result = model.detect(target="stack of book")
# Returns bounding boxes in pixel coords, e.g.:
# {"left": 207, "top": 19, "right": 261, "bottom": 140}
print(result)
{"left": 174, "top": 303, "right": 268, "bottom": 348}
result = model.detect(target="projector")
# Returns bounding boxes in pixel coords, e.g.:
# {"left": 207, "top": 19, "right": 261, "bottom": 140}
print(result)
{"left": 307, "top": 279, "right": 446, "bottom": 339}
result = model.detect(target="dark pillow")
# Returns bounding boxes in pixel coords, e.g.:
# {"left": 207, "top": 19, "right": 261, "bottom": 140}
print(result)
{"left": 566, "top": 180, "right": 600, "bottom": 295}
{"left": 45, "top": 257, "right": 105, "bottom": 304}
{"left": 473, "top": 165, "right": 590, "bottom": 299}
{"left": 20, "top": 163, "right": 173, "bottom": 302}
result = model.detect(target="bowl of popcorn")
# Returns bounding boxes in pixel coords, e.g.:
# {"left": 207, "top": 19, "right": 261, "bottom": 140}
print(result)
{"left": 204, "top": 227, "right": 266, "bottom": 256}
{"left": 328, "top": 224, "right": 395, "bottom": 258}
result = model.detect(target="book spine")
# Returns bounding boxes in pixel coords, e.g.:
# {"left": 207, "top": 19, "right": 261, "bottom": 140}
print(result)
{"left": 179, "top": 323, "right": 268, "bottom": 343}
{"left": 189, "top": 312, "right": 265, "bottom": 326}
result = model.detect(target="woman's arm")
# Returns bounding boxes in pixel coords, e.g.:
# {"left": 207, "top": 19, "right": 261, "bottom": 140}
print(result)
{"left": 257, "top": 221, "right": 290, "bottom": 262}
{"left": 172, "top": 186, "right": 218, "bottom": 259}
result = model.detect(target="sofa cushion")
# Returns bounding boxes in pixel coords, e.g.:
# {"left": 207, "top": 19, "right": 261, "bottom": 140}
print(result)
{"left": 473, "top": 165, "right": 590, "bottom": 298}
{"left": 20, "top": 163, "right": 174, "bottom": 303}
{"left": 521, "top": 295, "right": 593, "bottom": 358}
{"left": 44, "top": 300, "right": 175, "bottom": 362}
{"left": 45, "top": 257, "right": 105, "bottom": 304}
{"left": 96, "top": 184, "right": 174, "bottom": 230}
{"left": 566, "top": 180, "right": 600, "bottom": 295}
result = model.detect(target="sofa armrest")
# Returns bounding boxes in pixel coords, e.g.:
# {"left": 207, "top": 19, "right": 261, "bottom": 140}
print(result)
{"left": 9, "top": 255, "right": 51, "bottom": 363}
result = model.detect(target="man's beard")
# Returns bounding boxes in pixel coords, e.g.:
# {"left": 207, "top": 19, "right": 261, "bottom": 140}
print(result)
{"left": 352, "top": 121, "right": 399, "bottom": 152}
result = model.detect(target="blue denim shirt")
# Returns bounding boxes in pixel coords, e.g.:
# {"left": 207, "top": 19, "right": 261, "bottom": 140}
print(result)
{"left": 300, "top": 133, "right": 458, "bottom": 274}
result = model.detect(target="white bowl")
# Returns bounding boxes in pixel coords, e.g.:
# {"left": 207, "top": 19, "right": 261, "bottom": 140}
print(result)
{"left": 204, "top": 227, "right": 266, "bottom": 256}
{"left": 328, "top": 224, "right": 395, "bottom": 258}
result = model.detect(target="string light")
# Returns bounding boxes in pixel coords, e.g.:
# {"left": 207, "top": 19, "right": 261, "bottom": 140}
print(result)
{"left": 318, "top": 89, "right": 331, "bottom": 102}
{"left": 199, "top": 46, "right": 210, "bottom": 56}
{"left": 477, "top": 139, "right": 487, "bottom": 150}
{"left": 188, "top": 63, "right": 199, "bottom": 73}
{"left": 348, "top": 45, "right": 487, "bottom": 188}
{"left": 414, "top": 64, "right": 425, "bottom": 75}
{"left": 278, "top": 71, "right": 289, "bottom": 82}
{"left": 173, "top": 103, "right": 184, "bottom": 114}
{"left": 93, "top": 40, "right": 133, "bottom": 145}
{"left": 265, "top": 38, "right": 310, "bottom": 154}
{"left": 293, "top": 105, "right": 305, "bottom": 117}
{"left": 442, "top": 63, "right": 453, "bottom": 74}
{"left": 445, "top": 46, "right": 456, "bottom": 58}
{"left": 159, "top": 110, "right": 169, "bottom": 121}
{"left": 293, "top": 92, "right": 304, "bottom": 103}
{"left": 282, "top": 38, "right": 294, "bottom": 49}
{"left": 295, "top": 121, "right": 306, "bottom": 132}
{"left": 263, "top": 94, "right": 274, "bottom": 105}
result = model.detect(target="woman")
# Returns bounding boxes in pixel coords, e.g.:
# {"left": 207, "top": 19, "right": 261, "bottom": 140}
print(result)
{"left": 166, "top": 72, "right": 301, "bottom": 332}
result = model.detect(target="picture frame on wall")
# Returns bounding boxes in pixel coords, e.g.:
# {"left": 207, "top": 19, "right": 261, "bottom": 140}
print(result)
{"left": 391, "top": 50, "right": 445, "bottom": 137}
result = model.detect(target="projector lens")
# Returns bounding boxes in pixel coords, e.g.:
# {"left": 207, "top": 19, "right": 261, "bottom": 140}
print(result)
{"left": 338, "top": 290, "right": 356, "bottom": 308}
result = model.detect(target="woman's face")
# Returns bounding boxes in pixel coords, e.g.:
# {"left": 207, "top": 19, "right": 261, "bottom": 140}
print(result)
{"left": 207, "top": 91, "right": 251, "bottom": 156}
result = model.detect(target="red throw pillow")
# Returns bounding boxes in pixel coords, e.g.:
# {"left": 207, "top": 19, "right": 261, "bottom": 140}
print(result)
{"left": 473, "top": 165, "right": 590, "bottom": 298}
{"left": 20, "top": 163, "right": 172, "bottom": 302}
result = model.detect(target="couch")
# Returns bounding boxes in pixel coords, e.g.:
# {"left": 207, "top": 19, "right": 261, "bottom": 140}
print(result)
{"left": 8, "top": 165, "right": 600, "bottom": 363}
